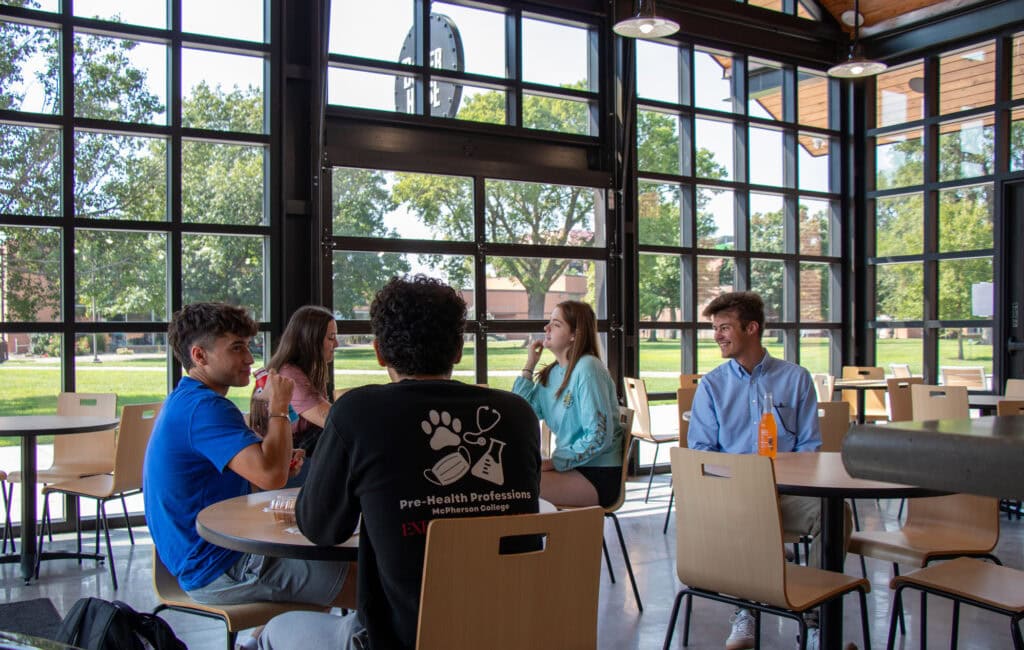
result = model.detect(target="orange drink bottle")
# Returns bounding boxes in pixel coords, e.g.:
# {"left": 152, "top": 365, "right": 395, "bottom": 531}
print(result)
{"left": 758, "top": 392, "right": 777, "bottom": 459}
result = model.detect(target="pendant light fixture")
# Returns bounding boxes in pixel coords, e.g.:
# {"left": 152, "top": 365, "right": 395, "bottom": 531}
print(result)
{"left": 613, "top": 0, "right": 679, "bottom": 39}
{"left": 827, "top": 0, "right": 887, "bottom": 78}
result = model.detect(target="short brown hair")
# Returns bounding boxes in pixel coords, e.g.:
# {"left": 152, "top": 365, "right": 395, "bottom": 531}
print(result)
{"left": 169, "top": 302, "right": 258, "bottom": 371}
{"left": 702, "top": 291, "right": 765, "bottom": 339}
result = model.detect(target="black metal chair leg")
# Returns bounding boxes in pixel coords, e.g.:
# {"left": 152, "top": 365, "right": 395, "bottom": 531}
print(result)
{"left": 100, "top": 500, "right": 117, "bottom": 590}
{"left": 609, "top": 513, "right": 642, "bottom": 611}
{"left": 121, "top": 496, "right": 134, "bottom": 545}
{"left": 851, "top": 498, "right": 861, "bottom": 530}
{"left": 662, "top": 590, "right": 685, "bottom": 650}
{"left": 76, "top": 502, "right": 82, "bottom": 565}
{"left": 602, "top": 537, "right": 616, "bottom": 583}
{"left": 887, "top": 587, "right": 905, "bottom": 650}
{"left": 227, "top": 630, "right": 237, "bottom": 650}
{"left": 682, "top": 593, "right": 693, "bottom": 646}
{"left": 35, "top": 493, "right": 50, "bottom": 579}
{"left": 859, "top": 588, "right": 872, "bottom": 650}
{"left": 951, "top": 600, "right": 960, "bottom": 650}
{"left": 797, "top": 617, "right": 807, "bottom": 650}
{"left": 894, "top": 563, "right": 906, "bottom": 635}
{"left": 919, "top": 588, "right": 927, "bottom": 650}
{"left": 645, "top": 445, "right": 659, "bottom": 503}
{"left": 662, "top": 490, "right": 674, "bottom": 535}
{"left": 860, "top": 554, "right": 868, "bottom": 578}
{"left": 753, "top": 609, "right": 762, "bottom": 650}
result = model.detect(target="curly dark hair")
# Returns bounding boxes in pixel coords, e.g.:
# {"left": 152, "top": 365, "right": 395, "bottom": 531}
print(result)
{"left": 702, "top": 291, "right": 765, "bottom": 340}
{"left": 169, "top": 302, "right": 258, "bottom": 371}
{"left": 370, "top": 275, "right": 467, "bottom": 376}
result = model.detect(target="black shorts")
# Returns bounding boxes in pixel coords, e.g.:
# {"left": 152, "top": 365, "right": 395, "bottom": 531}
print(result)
{"left": 575, "top": 465, "right": 623, "bottom": 508}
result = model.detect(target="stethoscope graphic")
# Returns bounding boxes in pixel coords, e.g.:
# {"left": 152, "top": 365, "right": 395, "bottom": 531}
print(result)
{"left": 461, "top": 406, "right": 501, "bottom": 446}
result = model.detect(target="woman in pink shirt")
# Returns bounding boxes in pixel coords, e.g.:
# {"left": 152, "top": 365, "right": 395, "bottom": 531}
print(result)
{"left": 251, "top": 305, "right": 338, "bottom": 486}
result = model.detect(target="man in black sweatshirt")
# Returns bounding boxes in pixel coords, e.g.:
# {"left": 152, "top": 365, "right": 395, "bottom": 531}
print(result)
{"left": 259, "top": 275, "right": 541, "bottom": 650}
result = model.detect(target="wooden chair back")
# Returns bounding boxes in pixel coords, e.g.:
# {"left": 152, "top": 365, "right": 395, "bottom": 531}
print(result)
{"left": 605, "top": 407, "right": 635, "bottom": 514}
{"left": 679, "top": 374, "right": 702, "bottom": 388}
{"left": 1005, "top": 379, "right": 1024, "bottom": 398}
{"left": 817, "top": 401, "right": 851, "bottom": 452}
{"left": 911, "top": 384, "right": 969, "bottom": 421}
{"left": 54, "top": 392, "right": 118, "bottom": 469}
{"left": 886, "top": 377, "right": 924, "bottom": 422}
{"left": 676, "top": 387, "right": 697, "bottom": 444}
{"left": 996, "top": 400, "right": 1024, "bottom": 416}
{"left": 110, "top": 402, "right": 162, "bottom": 493}
{"left": 416, "top": 508, "right": 605, "bottom": 650}
{"left": 890, "top": 363, "right": 912, "bottom": 378}
{"left": 941, "top": 366, "right": 987, "bottom": 389}
{"left": 811, "top": 373, "right": 834, "bottom": 403}
{"left": 841, "top": 367, "right": 886, "bottom": 419}
{"left": 622, "top": 377, "right": 652, "bottom": 438}
{"left": 670, "top": 447, "right": 789, "bottom": 609}
{"left": 905, "top": 494, "right": 1000, "bottom": 552}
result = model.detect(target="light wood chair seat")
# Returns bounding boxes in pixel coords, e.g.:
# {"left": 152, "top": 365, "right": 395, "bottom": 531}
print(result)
{"left": 892, "top": 557, "right": 1024, "bottom": 612}
{"left": 153, "top": 549, "right": 328, "bottom": 650}
{"left": 849, "top": 527, "right": 1000, "bottom": 567}
{"left": 886, "top": 557, "right": 1024, "bottom": 649}
{"left": 9, "top": 462, "right": 115, "bottom": 484}
{"left": 785, "top": 563, "right": 872, "bottom": 611}
{"left": 416, "top": 508, "right": 604, "bottom": 650}
{"left": 997, "top": 399, "right": 1024, "bottom": 416}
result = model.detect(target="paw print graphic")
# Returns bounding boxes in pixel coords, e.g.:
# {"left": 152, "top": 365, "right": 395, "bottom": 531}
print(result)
{"left": 421, "top": 410, "right": 462, "bottom": 450}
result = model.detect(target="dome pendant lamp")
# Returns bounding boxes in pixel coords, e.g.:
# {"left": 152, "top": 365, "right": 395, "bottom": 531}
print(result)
{"left": 613, "top": 0, "right": 679, "bottom": 39}
{"left": 828, "top": 0, "right": 887, "bottom": 78}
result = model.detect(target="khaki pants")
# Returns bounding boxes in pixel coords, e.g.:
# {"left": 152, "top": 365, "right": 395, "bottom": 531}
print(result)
{"left": 780, "top": 495, "right": 852, "bottom": 569}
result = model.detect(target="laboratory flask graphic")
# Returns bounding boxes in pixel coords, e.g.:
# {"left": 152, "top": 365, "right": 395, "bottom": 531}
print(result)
{"left": 470, "top": 438, "right": 505, "bottom": 485}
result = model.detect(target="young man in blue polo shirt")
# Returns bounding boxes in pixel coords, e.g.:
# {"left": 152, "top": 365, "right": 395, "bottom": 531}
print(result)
{"left": 687, "top": 291, "right": 824, "bottom": 650}
{"left": 143, "top": 302, "right": 350, "bottom": 606}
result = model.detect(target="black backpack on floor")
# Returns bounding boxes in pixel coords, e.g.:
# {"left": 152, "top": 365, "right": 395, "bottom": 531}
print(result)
{"left": 55, "top": 597, "right": 186, "bottom": 650}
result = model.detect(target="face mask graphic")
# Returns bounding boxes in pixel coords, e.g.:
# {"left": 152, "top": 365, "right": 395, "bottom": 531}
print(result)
{"left": 424, "top": 446, "right": 471, "bottom": 486}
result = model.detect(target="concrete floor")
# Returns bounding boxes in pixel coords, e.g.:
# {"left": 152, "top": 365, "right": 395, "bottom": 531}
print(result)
{"left": 1, "top": 476, "right": 1020, "bottom": 649}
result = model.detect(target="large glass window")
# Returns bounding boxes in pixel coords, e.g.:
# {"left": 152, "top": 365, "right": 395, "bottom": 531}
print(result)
{"left": 867, "top": 33, "right": 1012, "bottom": 383}
{"left": 1, "top": 2, "right": 272, "bottom": 411}
{"left": 636, "top": 42, "right": 841, "bottom": 389}
{"left": 327, "top": 5, "right": 599, "bottom": 136}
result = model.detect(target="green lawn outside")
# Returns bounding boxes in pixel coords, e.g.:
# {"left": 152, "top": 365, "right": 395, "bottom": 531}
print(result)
{"left": 0, "top": 338, "right": 993, "bottom": 446}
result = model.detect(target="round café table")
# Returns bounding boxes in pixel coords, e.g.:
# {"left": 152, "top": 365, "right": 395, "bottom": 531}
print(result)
{"left": 773, "top": 452, "right": 944, "bottom": 650}
{"left": 197, "top": 489, "right": 558, "bottom": 562}
{"left": 197, "top": 488, "right": 358, "bottom": 562}
{"left": 0, "top": 415, "right": 120, "bottom": 582}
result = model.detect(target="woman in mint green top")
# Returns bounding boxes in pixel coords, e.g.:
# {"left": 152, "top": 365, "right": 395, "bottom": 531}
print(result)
{"left": 512, "top": 301, "right": 623, "bottom": 507}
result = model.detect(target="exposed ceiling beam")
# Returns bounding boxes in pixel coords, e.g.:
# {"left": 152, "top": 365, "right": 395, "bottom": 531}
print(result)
{"left": 864, "top": 0, "right": 1024, "bottom": 61}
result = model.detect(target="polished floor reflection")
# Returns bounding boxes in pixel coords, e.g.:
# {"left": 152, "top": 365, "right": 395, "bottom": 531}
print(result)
{"left": 1, "top": 477, "right": 1020, "bottom": 649}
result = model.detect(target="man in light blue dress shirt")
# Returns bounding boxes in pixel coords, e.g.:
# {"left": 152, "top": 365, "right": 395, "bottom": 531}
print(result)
{"left": 687, "top": 291, "right": 825, "bottom": 650}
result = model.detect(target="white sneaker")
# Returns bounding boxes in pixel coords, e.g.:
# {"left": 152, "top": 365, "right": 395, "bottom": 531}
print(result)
{"left": 797, "top": 626, "right": 819, "bottom": 650}
{"left": 726, "top": 609, "right": 755, "bottom": 650}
